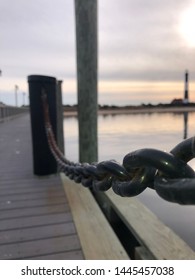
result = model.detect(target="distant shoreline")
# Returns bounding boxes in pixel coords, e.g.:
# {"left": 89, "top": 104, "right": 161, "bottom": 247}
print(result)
{"left": 63, "top": 105, "right": 195, "bottom": 117}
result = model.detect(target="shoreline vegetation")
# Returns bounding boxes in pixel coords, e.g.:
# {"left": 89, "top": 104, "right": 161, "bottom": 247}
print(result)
{"left": 63, "top": 103, "right": 195, "bottom": 117}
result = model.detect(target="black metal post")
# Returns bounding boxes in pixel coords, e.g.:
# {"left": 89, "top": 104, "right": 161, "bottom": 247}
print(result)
{"left": 28, "top": 75, "right": 58, "bottom": 175}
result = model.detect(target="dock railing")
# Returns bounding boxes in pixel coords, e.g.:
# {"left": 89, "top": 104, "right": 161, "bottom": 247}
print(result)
{"left": 0, "top": 104, "right": 28, "bottom": 122}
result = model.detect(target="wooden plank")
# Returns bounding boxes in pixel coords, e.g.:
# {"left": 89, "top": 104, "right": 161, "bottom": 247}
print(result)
{"left": 75, "top": 0, "right": 98, "bottom": 163}
{"left": 0, "top": 185, "right": 63, "bottom": 195}
{"left": 0, "top": 171, "right": 33, "bottom": 181}
{"left": 0, "top": 235, "right": 81, "bottom": 259}
{"left": 0, "top": 174, "right": 60, "bottom": 183}
{"left": 0, "top": 222, "right": 76, "bottom": 245}
{"left": 0, "top": 212, "right": 72, "bottom": 231}
{"left": 0, "top": 204, "right": 69, "bottom": 220}
{"left": 105, "top": 189, "right": 195, "bottom": 260}
{"left": 134, "top": 246, "right": 155, "bottom": 260}
{"left": 0, "top": 190, "right": 65, "bottom": 202}
{"left": 27, "top": 250, "right": 83, "bottom": 260}
{"left": 0, "top": 196, "right": 67, "bottom": 210}
{"left": 0, "top": 180, "right": 62, "bottom": 189}
{"left": 61, "top": 174, "right": 129, "bottom": 260}
{"left": 0, "top": 177, "right": 61, "bottom": 189}
{"left": 0, "top": 114, "right": 84, "bottom": 259}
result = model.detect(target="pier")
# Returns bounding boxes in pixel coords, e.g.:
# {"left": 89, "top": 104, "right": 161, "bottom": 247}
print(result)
{"left": 0, "top": 113, "right": 195, "bottom": 260}
{"left": 0, "top": 113, "right": 129, "bottom": 259}
{"left": 0, "top": 114, "right": 83, "bottom": 260}
{"left": 1, "top": 0, "right": 195, "bottom": 260}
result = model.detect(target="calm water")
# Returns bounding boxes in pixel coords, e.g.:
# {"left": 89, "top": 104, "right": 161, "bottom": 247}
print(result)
{"left": 63, "top": 112, "right": 195, "bottom": 250}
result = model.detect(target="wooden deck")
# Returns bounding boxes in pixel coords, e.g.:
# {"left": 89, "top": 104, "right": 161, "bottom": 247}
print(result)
{"left": 1, "top": 113, "right": 194, "bottom": 260}
{"left": 0, "top": 114, "right": 84, "bottom": 260}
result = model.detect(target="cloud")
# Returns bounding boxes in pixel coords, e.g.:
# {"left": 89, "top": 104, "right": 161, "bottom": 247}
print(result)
{"left": 1, "top": 0, "right": 195, "bottom": 105}
{"left": 0, "top": 0, "right": 76, "bottom": 79}
{"left": 99, "top": 0, "right": 195, "bottom": 81}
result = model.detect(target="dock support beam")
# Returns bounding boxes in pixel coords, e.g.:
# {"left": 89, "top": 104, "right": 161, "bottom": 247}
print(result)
{"left": 75, "top": 0, "right": 98, "bottom": 163}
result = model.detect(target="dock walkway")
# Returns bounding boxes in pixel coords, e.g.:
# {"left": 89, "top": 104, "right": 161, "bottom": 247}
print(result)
{"left": 0, "top": 114, "right": 84, "bottom": 260}
{"left": 1, "top": 114, "right": 194, "bottom": 260}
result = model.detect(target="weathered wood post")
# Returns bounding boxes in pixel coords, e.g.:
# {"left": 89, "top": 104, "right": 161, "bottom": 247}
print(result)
{"left": 56, "top": 80, "right": 65, "bottom": 154}
{"left": 75, "top": 0, "right": 98, "bottom": 163}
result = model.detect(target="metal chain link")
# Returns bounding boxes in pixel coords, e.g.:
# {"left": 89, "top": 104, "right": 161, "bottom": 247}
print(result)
{"left": 42, "top": 92, "right": 195, "bottom": 205}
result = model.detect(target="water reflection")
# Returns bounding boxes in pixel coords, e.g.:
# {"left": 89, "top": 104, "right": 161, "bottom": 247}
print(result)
{"left": 64, "top": 112, "right": 195, "bottom": 162}
{"left": 183, "top": 112, "right": 188, "bottom": 139}
{"left": 63, "top": 112, "right": 195, "bottom": 250}
{"left": 98, "top": 112, "right": 194, "bottom": 162}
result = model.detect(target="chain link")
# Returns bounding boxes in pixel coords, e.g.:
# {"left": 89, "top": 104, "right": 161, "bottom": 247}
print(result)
{"left": 42, "top": 92, "right": 195, "bottom": 205}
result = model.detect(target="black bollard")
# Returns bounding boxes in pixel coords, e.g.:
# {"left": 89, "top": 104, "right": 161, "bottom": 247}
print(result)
{"left": 28, "top": 75, "right": 57, "bottom": 175}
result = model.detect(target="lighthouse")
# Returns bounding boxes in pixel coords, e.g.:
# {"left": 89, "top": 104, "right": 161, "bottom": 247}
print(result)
{"left": 183, "top": 70, "right": 189, "bottom": 104}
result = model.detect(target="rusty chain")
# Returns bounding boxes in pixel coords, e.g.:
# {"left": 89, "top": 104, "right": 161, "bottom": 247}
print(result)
{"left": 42, "top": 92, "right": 195, "bottom": 205}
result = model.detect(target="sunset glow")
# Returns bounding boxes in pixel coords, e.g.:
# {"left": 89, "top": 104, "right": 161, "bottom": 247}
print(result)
{"left": 179, "top": 4, "right": 195, "bottom": 47}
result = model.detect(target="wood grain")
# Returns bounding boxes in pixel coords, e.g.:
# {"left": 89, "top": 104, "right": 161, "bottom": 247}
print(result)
{"left": 62, "top": 174, "right": 129, "bottom": 260}
{"left": 0, "top": 114, "right": 84, "bottom": 259}
{"left": 106, "top": 189, "right": 195, "bottom": 260}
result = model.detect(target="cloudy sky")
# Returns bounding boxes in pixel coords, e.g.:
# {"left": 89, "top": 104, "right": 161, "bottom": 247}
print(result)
{"left": 1, "top": 0, "right": 195, "bottom": 106}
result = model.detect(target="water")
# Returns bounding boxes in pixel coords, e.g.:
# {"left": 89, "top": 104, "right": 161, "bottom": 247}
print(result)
{"left": 63, "top": 112, "right": 195, "bottom": 250}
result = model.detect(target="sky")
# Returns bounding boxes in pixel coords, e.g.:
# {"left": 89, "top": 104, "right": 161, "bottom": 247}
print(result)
{"left": 1, "top": 0, "right": 195, "bottom": 106}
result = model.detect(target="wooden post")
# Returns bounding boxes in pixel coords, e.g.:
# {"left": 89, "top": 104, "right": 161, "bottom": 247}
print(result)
{"left": 75, "top": 0, "right": 98, "bottom": 163}
{"left": 15, "top": 85, "right": 19, "bottom": 107}
{"left": 56, "top": 80, "right": 65, "bottom": 154}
